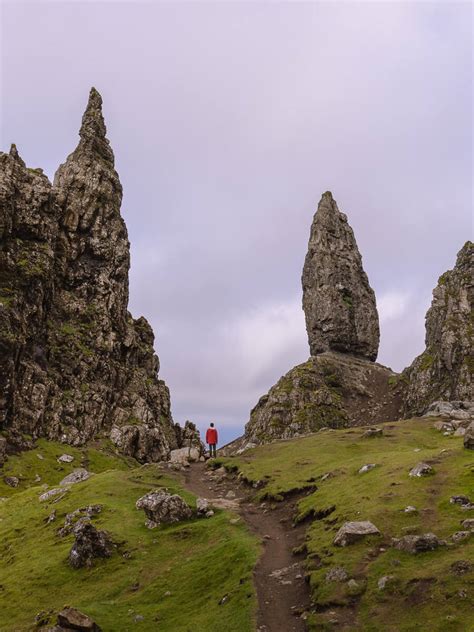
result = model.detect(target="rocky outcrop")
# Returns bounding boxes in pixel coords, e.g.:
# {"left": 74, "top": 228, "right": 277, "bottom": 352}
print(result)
{"left": 0, "top": 88, "right": 182, "bottom": 462}
{"left": 227, "top": 352, "right": 404, "bottom": 449}
{"left": 302, "top": 192, "right": 380, "bottom": 360}
{"left": 404, "top": 241, "right": 473, "bottom": 415}
{"left": 69, "top": 519, "right": 113, "bottom": 568}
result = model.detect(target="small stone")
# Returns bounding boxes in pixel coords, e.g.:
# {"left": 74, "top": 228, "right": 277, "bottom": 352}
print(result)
{"left": 377, "top": 575, "right": 394, "bottom": 590}
{"left": 39, "top": 488, "right": 68, "bottom": 502}
{"left": 333, "top": 521, "right": 380, "bottom": 546}
{"left": 450, "top": 560, "right": 472, "bottom": 575}
{"left": 205, "top": 510, "right": 214, "bottom": 518}
{"left": 4, "top": 476, "right": 19, "bottom": 488}
{"left": 409, "top": 462, "right": 433, "bottom": 477}
{"left": 145, "top": 519, "right": 158, "bottom": 529}
{"left": 164, "top": 591, "right": 172, "bottom": 597}
{"left": 450, "top": 495, "right": 473, "bottom": 508}
{"left": 45, "top": 510, "right": 57, "bottom": 524}
{"left": 358, "top": 463, "right": 377, "bottom": 474}
{"left": 229, "top": 518, "right": 240, "bottom": 525}
{"left": 59, "top": 468, "right": 91, "bottom": 486}
{"left": 461, "top": 518, "right": 474, "bottom": 530}
{"left": 134, "top": 615, "right": 144, "bottom": 622}
{"left": 225, "top": 490, "right": 236, "bottom": 499}
{"left": 451, "top": 531, "right": 471, "bottom": 543}
{"left": 404, "top": 506, "right": 418, "bottom": 514}
{"left": 196, "top": 497, "right": 210, "bottom": 515}
{"left": 57, "top": 607, "right": 101, "bottom": 631}
{"left": 325, "top": 566, "right": 348, "bottom": 582}
{"left": 362, "top": 428, "right": 383, "bottom": 438}
{"left": 36, "top": 454, "right": 44, "bottom": 460}
{"left": 57, "top": 454, "right": 74, "bottom": 463}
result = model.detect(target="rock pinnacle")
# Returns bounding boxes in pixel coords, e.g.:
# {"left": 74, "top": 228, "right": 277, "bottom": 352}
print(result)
{"left": 302, "top": 192, "right": 380, "bottom": 360}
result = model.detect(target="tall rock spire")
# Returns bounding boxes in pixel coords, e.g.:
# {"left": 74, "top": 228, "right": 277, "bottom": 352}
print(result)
{"left": 302, "top": 192, "right": 380, "bottom": 360}
{"left": 405, "top": 241, "right": 473, "bottom": 414}
{"left": 77, "top": 87, "right": 115, "bottom": 163}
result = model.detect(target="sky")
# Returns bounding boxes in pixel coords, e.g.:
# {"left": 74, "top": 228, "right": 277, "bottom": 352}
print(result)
{"left": 0, "top": 0, "right": 472, "bottom": 445}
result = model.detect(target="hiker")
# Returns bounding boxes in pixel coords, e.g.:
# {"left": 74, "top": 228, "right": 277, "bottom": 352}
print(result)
{"left": 206, "top": 422, "right": 218, "bottom": 458}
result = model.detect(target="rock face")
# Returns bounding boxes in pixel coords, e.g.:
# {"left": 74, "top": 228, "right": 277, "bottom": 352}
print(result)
{"left": 404, "top": 242, "right": 473, "bottom": 415}
{"left": 232, "top": 352, "right": 404, "bottom": 447}
{"left": 302, "top": 192, "right": 380, "bottom": 360}
{"left": 0, "top": 88, "right": 183, "bottom": 462}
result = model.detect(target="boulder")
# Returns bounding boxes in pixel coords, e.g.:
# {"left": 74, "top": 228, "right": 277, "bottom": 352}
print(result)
{"left": 424, "top": 401, "right": 474, "bottom": 420}
{"left": 451, "top": 531, "right": 471, "bottom": 543}
{"left": 57, "top": 606, "right": 101, "bottom": 631}
{"left": 378, "top": 575, "right": 395, "bottom": 590}
{"left": 39, "top": 488, "right": 68, "bottom": 502}
{"left": 69, "top": 519, "right": 112, "bottom": 569}
{"left": 57, "top": 454, "right": 74, "bottom": 463}
{"left": 169, "top": 447, "right": 201, "bottom": 465}
{"left": 409, "top": 462, "right": 433, "bottom": 477}
{"left": 4, "top": 476, "right": 19, "bottom": 488}
{"left": 362, "top": 428, "right": 383, "bottom": 438}
{"left": 359, "top": 463, "right": 377, "bottom": 474}
{"left": 450, "top": 495, "right": 473, "bottom": 509}
{"left": 464, "top": 422, "right": 474, "bottom": 450}
{"left": 60, "top": 468, "right": 91, "bottom": 486}
{"left": 196, "top": 498, "right": 210, "bottom": 516}
{"left": 461, "top": 518, "right": 474, "bottom": 530}
{"left": 135, "top": 490, "right": 193, "bottom": 524}
{"left": 333, "top": 521, "right": 381, "bottom": 546}
{"left": 392, "top": 533, "right": 443, "bottom": 554}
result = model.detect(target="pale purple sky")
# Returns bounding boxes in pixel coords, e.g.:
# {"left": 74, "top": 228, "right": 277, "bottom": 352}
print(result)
{"left": 1, "top": 1, "right": 472, "bottom": 444}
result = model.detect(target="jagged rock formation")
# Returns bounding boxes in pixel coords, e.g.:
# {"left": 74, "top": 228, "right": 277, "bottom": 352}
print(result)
{"left": 0, "top": 88, "right": 180, "bottom": 461}
{"left": 302, "top": 191, "right": 380, "bottom": 360}
{"left": 404, "top": 241, "right": 473, "bottom": 415}
{"left": 222, "top": 352, "right": 404, "bottom": 452}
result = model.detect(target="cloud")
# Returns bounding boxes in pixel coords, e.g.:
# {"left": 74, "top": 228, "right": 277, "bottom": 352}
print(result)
{"left": 377, "top": 290, "right": 412, "bottom": 323}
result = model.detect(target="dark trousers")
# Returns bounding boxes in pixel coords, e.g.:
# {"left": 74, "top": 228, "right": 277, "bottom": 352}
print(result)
{"left": 209, "top": 443, "right": 217, "bottom": 458}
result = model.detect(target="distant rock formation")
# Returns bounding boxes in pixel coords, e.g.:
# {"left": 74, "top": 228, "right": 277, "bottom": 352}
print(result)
{"left": 0, "top": 88, "right": 181, "bottom": 461}
{"left": 404, "top": 241, "right": 473, "bottom": 415}
{"left": 302, "top": 192, "right": 380, "bottom": 360}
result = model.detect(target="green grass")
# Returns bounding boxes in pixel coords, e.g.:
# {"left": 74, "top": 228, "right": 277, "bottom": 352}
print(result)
{"left": 219, "top": 418, "right": 474, "bottom": 632}
{"left": 0, "top": 443, "right": 258, "bottom": 631}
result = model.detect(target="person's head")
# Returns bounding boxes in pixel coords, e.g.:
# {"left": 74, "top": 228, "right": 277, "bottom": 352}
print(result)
{"left": 210, "top": 422, "right": 214, "bottom": 428}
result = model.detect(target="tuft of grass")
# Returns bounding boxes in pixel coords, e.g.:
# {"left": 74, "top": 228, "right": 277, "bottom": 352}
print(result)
{"left": 0, "top": 446, "right": 258, "bottom": 632}
{"left": 220, "top": 418, "right": 474, "bottom": 632}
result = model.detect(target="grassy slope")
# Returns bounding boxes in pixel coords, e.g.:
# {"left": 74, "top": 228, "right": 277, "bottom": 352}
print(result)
{"left": 219, "top": 418, "right": 474, "bottom": 632}
{"left": 0, "top": 441, "right": 258, "bottom": 632}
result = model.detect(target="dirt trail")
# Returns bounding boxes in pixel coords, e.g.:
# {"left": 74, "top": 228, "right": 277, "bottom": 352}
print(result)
{"left": 183, "top": 462, "right": 311, "bottom": 632}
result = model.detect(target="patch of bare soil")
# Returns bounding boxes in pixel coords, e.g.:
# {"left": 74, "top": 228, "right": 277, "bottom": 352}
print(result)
{"left": 183, "top": 463, "right": 311, "bottom": 632}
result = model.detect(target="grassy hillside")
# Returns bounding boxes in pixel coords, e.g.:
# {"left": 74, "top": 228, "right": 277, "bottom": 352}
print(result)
{"left": 219, "top": 418, "right": 474, "bottom": 632}
{"left": 0, "top": 441, "right": 258, "bottom": 632}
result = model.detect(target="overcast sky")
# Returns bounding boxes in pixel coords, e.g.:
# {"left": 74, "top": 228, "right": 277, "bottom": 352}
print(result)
{"left": 1, "top": 1, "right": 472, "bottom": 444}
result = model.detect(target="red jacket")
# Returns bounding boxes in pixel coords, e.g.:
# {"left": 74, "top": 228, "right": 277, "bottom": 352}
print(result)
{"left": 206, "top": 427, "right": 218, "bottom": 445}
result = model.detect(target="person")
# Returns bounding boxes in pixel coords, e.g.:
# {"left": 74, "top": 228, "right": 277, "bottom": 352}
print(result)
{"left": 205, "top": 422, "right": 218, "bottom": 458}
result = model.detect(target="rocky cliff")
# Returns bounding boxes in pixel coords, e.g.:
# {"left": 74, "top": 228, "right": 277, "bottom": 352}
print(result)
{"left": 404, "top": 241, "right": 473, "bottom": 415}
{"left": 302, "top": 191, "right": 380, "bottom": 360}
{"left": 0, "top": 88, "right": 181, "bottom": 462}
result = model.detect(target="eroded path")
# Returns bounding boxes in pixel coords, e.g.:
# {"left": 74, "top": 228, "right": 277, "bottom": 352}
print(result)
{"left": 183, "top": 462, "right": 310, "bottom": 632}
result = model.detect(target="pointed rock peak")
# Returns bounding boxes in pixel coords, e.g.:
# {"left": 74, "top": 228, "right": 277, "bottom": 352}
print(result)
{"left": 302, "top": 193, "right": 380, "bottom": 360}
{"left": 9, "top": 143, "right": 25, "bottom": 166}
{"left": 77, "top": 87, "right": 114, "bottom": 163}
{"left": 456, "top": 240, "right": 473, "bottom": 267}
